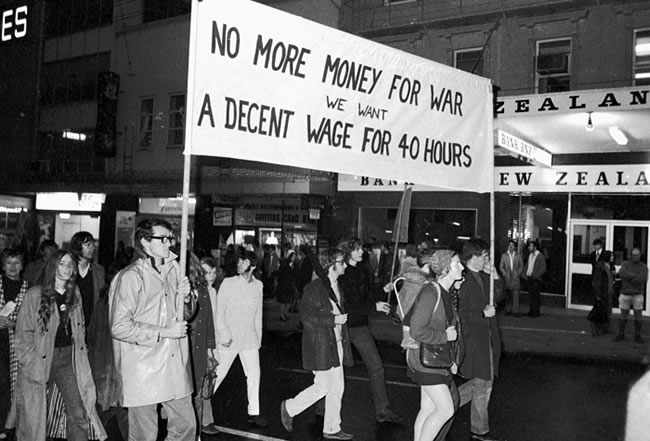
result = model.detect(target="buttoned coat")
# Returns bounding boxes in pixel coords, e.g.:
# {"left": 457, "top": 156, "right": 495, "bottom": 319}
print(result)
{"left": 499, "top": 251, "right": 524, "bottom": 291}
{"left": 14, "top": 286, "right": 107, "bottom": 441}
{"left": 300, "top": 277, "right": 353, "bottom": 371}
{"left": 109, "top": 254, "right": 195, "bottom": 407}
{"left": 457, "top": 270, "right": 503, "bottom": 381}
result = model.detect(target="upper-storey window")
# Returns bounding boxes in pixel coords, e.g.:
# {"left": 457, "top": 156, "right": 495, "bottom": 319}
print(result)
{"left": 634, "top": 29, "right": 650, "bottom": 86}
{"left": 41, "top": 52, "right": 111, "bottom": 105}
{"left": 45, "top": 0, "right": 113, "bottom": 37}
{"left": 535, "top": 38, "right": 571, "bottom": 93}
{"left": 168, "top": 94, "right": 185, "bottom": 148}
{"left": 144, "top": 0, "right": 190, "bottom": 23}
{"left": 454, "top": 48, "right": 484, "bottom": 77}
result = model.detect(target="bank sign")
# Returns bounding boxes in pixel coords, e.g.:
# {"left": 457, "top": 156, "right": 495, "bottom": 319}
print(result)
{"left": 496, "top": 165, "right": 650, "bottom": 193}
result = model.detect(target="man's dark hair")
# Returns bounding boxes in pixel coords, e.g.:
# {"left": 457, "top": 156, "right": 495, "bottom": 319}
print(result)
{"left": 70, "top": 231, "right": 94, "bottom": 257}
{"left": 37, "top": 239, "right": 58, "bottom": 257}
{"left": 134, "top": 218, "right": 173, "bottom": 251}
{"left": 593, "top": 238, "right": 603, "bottom": 246}
{"left": 239, "top": 249, "right": 259, "bottom": 268}
{"left": 508, "top": 239, "right": 517, "bottom": 247}
{"left": 462, "top": 238, "right": 489, "bottom": 263}
{"left": 318, "top": 248, "right": 346, "bottom": 271}
{"left": 529, "top": 240, "right": 539, "bottom": 250}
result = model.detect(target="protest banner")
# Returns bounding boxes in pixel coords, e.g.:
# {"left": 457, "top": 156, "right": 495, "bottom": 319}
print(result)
{"left": 183, "top": 0, "right": 493, "bottom": 191}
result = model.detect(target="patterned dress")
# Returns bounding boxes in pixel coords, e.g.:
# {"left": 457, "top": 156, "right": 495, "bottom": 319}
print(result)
{"left": 0, "top": 276, "right": 29, "bottom": 429}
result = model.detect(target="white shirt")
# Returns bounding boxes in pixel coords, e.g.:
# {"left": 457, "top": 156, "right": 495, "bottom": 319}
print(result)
{"left": 527, "top": 251, "right": 538, "bottom": 277}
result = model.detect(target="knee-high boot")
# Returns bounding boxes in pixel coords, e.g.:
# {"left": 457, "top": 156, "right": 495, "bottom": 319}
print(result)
{"left": 618, "top": 318, "right": 627, "bottom": 336}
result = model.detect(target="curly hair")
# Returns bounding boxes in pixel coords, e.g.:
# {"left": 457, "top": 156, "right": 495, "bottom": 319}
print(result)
{"left": 187, "top": 252, "right": 207, "bottom": 291}
{"left": 37, "top": 249, "right": 78, "bottom": 335}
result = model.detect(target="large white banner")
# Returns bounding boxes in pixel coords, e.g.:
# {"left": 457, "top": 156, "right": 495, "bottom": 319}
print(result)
{"left": 184, "top": 0, "right": 493, "bottom": 191}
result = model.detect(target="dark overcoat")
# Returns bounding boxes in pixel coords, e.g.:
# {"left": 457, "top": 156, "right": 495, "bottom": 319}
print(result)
{"left": 300, "top": 277, "right": 353, "bottom": 371}
{"left": 457, "top": 270, "right": 503, "bottom": 381}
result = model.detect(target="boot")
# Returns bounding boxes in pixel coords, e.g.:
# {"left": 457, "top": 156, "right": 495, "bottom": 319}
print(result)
{"left": 614, "top": 318, "right": 626, "bottom": 342}
{"left": 634, "top": 320, "right": 644, "bottom": 344}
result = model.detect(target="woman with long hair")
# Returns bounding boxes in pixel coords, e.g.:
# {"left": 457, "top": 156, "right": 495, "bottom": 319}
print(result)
{"left": 407, "top": 250, "right": 465, "bottom": 441}
{"left": 14, "top": 249, "right": 105, "bottom": 441}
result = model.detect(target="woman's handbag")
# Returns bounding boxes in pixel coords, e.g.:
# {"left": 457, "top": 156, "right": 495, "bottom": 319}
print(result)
{"left": 200, "top": 355, "right": 219, "bottom": 399}
{"left": 418, "top": 283, "right": 454, "bottom": 369}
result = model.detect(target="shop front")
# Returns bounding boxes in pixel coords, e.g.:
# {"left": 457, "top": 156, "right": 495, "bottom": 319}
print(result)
{"left": 496, "top": 165, "right": 650, "bottom": 316}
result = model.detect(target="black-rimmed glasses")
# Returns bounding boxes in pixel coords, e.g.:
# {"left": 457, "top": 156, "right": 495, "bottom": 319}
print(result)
{"left": 149, "top": 235, "right": 175, "bottom": 244}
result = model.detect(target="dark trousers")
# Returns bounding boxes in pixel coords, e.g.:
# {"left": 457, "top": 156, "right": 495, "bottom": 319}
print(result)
{"left": 349, "top": 326, "right": 390, "bottom": 412}
{"left": 527, "top": 278, "right": 542, "bottom": 316}
{"left": 49, "top": 346, "right": 89, "bottom": 441}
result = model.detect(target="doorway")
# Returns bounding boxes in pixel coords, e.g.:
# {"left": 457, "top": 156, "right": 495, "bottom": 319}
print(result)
{"left": 567, "top": 220, "right": 649, "bottom": 315}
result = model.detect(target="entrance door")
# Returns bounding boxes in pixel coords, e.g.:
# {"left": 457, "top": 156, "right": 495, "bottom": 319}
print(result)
{"left": 567, "top": 220, "right": 649, "bottom": 315}
{"left": 568, "top": 222, "right": 608, "bottom": 310}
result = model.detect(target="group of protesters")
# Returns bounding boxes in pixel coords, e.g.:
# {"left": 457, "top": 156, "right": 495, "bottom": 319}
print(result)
{"left": 0, "top": 217, "right": 511, "bottom": 441}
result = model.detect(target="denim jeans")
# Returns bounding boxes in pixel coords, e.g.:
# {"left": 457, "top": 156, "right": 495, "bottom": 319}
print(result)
{"left": 349, "top": 326, "right": 390, "bottom": 412}
{"left": 129, "top": 395, "right": 195, "bottom": 441}
{"left": 458, "top": 377, "right": 493, "bottom": 435}
{"left": 49, "top": 346, "right": 89, "bottom": 441}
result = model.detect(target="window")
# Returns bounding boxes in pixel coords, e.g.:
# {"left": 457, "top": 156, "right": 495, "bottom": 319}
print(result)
{"left": 634, "top": 29, "right": 650, "bottom": 86}
{"left": 37, "top": 130, "right": 104, "bottom": 175}
{"left": 41, "top": 53, "right": 111, "bottom": 105}
{"left": 535, "top": 39, "right": 571, "bottom": 93}
{"left": 45, "top": 0, "right": 113, "bottom": 37}
{"left": 139, "top": 98, "right": 154, "bottom": 149}
{"left": 168, "top": 94, "right": 185, "bottom": 147}
{"left": 143, "top": 0, "right": 190, "bottom": 23}
{"left": 454, "top": 48, "right": 484, "bottom": 76}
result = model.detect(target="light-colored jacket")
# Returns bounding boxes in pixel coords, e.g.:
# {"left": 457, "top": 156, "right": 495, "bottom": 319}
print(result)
{"left": 14, "top": 286, "right": 107, "bottom": 441}
{"left": 499, "top": 251, "right": 524, "bottom": 290}
{"left": 109, "top": 254, "right": 194, "bottom": 407}
{"left": 215, "top": 275, "right": 263, "bottom": 351}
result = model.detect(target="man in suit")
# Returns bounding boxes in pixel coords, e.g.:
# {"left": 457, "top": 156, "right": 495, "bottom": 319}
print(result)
{"left": 589, "top": 239, "right": 613, "bottom": 332}
{"left": 499, "top": 239, "right": 524, "bottom": 317}
{"left": 522, "top": 240, "right": 546, "bottom": 318}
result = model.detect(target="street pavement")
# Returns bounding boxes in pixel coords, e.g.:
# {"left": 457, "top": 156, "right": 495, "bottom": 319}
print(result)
{"left": 264, "top": 299, "right": 650, "bottom": 364}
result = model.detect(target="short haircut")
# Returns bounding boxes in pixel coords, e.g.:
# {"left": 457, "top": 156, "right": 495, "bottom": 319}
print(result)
{"left": 508, "top": 239, "right": 517, "bottom": 247}
{"left": 318, "top": 248, "right": 346, "bottom": 271}
{"left": 462, "top": 238, "right": 489, "bottom": 262}
{"left": 593, "top": 238, "right": 603, "bottom": 246}
{"left": 1, "top": 247, "right": 25, "bottom": 266}
{"left": 339, "top": 237, "right": 362, "bottom": 255}
{"left": 528, "top": 240, "right": 539, "bottom": 250}
{"left": 134, "top": 218, "right": 173, "bottom": 251}
{"left": 70, "top": 231, "right": 94, "bottom": 256}
{"left": 38, "top": 239, "right": 58, "bottom": 255}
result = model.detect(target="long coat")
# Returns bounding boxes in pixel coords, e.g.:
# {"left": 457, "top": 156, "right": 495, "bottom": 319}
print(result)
{"left": 300, "top": 277, "right": 353, "bottom": 371}
{"left": 14, "top": 286, "right": 107, "bottom": 441}
{"left": 189, "top": 285, "right": 216, "bottom": 391}
{"left": 499, "top": 252, "right": 524, "bottom": 291}
{"left": 457, "top": 270, "right": 503, "bottom": 381}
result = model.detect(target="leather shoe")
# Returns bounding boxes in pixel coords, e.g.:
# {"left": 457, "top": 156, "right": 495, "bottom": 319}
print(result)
{"left": 323, "top": 430, "right": 354, "bottom": 440}
{"left": 280, "top": 400, "right": 293, "bottom": 432}
{"left": 247, "top": 414, "right": 268, "bottom": 428}
{"left": 471, "top": 432, "right": 503, "bottom": 441}
{"left": 376, "top": 407, "right": 404, "bottom": 423}
{"left": 201, "top": 423, "right": 219, "bottom": 435}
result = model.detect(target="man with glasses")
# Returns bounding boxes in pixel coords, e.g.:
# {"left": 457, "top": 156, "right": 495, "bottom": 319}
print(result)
{"left": 110, "top": 218, "right": 195, "bottom": 441}
{"left": 70, "top": 231, "right": 105, "bottom": 326}
{"left": 281, "top": 248, "right": 355, "bottom": 440}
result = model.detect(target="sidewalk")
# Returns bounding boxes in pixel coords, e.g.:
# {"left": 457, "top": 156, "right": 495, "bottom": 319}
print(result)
{"left": 263, "top": 300, "right": 649, "bottom": 364}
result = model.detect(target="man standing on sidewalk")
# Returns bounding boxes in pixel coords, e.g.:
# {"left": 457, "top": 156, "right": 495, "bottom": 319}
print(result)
{"left": 522, "top": 240, "right": 546, "bottom": 318}
{"left": 70, "top": 231, "right": 105, "bottom": 327}
{"left": 337, "top": 238, "right": 403, "bottom": 424}
{"left": 499, "top": 239, "right": 523, "bottom": 317}
{"left": 280, "top": 248, "right": 355, "bottom": 440}
{"left": 457, "top": 238, "right": 504, "bottom": 441}
{"left": 615, "top": 248, "right": 647, "bottom": 344}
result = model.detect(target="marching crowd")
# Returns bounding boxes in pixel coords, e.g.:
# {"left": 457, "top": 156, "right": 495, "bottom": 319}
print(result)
{"left": 2, "top": 219, "right": 644, "bottom": 441}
